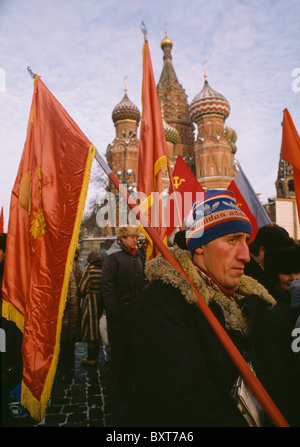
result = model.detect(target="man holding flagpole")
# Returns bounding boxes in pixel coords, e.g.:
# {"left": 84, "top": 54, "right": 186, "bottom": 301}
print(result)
{"left": 131, "top": 189, "right": 300, "bottom": 427}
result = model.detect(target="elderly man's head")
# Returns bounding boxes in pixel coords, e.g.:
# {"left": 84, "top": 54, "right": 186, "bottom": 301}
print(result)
{"left": 185, "top": 190, "right": 252, "bottom": 290}
{"left": 118, "top": 226, "right": 140, "bottom": 251}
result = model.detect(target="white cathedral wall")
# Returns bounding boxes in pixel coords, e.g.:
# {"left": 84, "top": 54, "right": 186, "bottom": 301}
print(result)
{"left": 275, "top": 198, "right": 300, "bottom": 240}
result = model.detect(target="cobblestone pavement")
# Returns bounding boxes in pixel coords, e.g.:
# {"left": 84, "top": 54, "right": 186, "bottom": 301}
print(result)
{"left": 4, "top": 342, "right": 115, "bottom": 428}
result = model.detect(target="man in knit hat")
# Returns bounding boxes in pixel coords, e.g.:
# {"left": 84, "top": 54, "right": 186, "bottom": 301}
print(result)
{"left": 185, "top": 189, "right": 252, "bottom": 292}
{"left": 129, "top": 190, "right": 300, "bottom": 427}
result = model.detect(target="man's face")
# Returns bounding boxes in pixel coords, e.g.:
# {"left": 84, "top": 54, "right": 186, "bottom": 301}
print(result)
{"left": 122, "top": 235, "right": 138, "bottom": 251}
{"left": 193, "top": 232, "right": 251, "bottom": 290}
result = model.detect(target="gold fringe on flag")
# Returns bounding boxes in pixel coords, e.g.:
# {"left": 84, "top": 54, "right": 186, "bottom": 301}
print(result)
{"left": 2, "top": 301, "right": 25, "bottom": 333}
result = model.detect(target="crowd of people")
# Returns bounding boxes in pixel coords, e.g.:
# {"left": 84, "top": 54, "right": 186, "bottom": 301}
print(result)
{"left": 1, "top": 188, "right": 300, "bottom": 427}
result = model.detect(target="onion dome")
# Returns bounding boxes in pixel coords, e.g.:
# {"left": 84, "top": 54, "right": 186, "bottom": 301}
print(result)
{"left": 160, "top": 32, "right": 173, "bottom": 50}
{"left": 224, "top": 126, "right": 237, "bottom": 142}
{"left": 231, "top": 143, "right": 237, "bottom": 154}
{"left": 224, "top": 125, "right": 237, "bottom": 154}
{"left": 112, "top": 89, "right": 140, "bottom": 124}
{"left": 163, "top": 119, "right": 179, "bottom": 144}
{"left": 189, "top": 75, "right": 230, "bottom": 122}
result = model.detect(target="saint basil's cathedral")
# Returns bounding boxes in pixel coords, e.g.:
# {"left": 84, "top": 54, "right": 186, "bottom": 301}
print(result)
{"left": 107, "top": 32, "right": 237, "bottom": 194}
{"left": 79, "top": 32, "right": 299, "bottom": 256}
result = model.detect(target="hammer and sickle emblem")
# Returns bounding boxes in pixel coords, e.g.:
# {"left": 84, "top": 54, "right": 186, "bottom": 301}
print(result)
{"left": 173, "top": 176, "right": 186, "bottom": 189}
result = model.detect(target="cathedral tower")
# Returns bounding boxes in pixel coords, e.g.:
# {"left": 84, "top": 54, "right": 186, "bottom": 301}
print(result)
{"left": 157, "top": 32, "right": 195, "bottom": 170}
{"left": 189, "top": 73, "right": 237, "bottom": 189}
{"left": 263, "top": 137, "right": 299, "bottom": 238}
{"left": 276, "top": 149, "right": 295, "bottom": 199}
{"left": 106, "top": 87, "right": 140, "bottom": 190}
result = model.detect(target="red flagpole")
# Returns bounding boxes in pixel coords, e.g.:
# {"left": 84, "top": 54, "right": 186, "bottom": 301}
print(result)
{"left": 95, "top": 149, "right": 289, "bottom": 427}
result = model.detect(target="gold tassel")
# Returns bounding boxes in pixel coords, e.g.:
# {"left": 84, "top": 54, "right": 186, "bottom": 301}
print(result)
{"left": 1, "top": 301, "right": 25, "bottom": 333}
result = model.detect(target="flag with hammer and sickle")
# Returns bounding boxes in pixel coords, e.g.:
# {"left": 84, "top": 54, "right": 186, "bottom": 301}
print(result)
{"left": 165, "top": 154, "right": 205, "bottom": 237}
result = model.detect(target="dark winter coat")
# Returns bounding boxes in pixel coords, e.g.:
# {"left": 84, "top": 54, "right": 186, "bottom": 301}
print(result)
{"left": 79, "top": 256, "right": 102, "bottom": 342}
{"left": 61, "top": 260, "right": 82, "bottom": 343}
{"left": 244, "top": 255, "right": 267, "bottom": 288}
{"left": 102, "top": 243, "right": 145, "bottom": 343}
{"left": 131, "top": 247, "right": 300, "bottom": 427}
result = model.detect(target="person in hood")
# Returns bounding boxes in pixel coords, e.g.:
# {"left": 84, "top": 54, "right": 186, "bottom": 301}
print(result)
{"left": 130, "top": 190, "right": 300, "bottom": 427}
{"left": 263, "top": 245, "right": 300, "bottom": 343}
{"left": 264, "top": 245, "right": 300, "bottom": 305}
{"left": 244, "top": 224, "right": 293, "bottom": 289}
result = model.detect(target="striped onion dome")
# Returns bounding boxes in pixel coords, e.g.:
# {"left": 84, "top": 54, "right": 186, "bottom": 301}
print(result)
{"left": 112, "top": 90, "right": 141, "bottom": 124}
{"left": 224, "top": 125, "right": 237, "bottom": 143}
{"left": 163, "top": 119, "right": 179, "bottom": 144}
{"left": 224, "top": 125, "right": 237, "bottom": 154}
{"left": 189, "top": 76, "right": 230, "bottom": 122}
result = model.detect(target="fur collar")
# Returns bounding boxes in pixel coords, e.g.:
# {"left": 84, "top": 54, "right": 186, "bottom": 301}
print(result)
{"left": 145, "top": 246, "right": 276, "bottom": 337}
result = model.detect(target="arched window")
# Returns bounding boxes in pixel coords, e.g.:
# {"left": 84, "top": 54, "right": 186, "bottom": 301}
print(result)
{"left": 288, "top": 179, "right": 295, "bottom": 192}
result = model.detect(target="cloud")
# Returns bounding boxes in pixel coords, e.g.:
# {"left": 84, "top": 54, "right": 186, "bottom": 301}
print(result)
{"left": 1, "top": 0, "right": 300, "bottom": 230}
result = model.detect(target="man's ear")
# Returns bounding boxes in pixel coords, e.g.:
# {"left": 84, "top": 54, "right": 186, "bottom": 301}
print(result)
{"left": 194, "top": 246, "right": 204, "bottom": 254}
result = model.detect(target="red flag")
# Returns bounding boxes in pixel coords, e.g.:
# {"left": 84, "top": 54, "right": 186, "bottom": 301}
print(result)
{"left": 137, "top": 38, "right": 168, "bottom": 260}
{"left": 228, "top": 167, "right": 271, "bottom": 241}
{"left": 0, "top": 207, "right": 3, "bottom": 232}
{"left": 165, "top": 155, "right": 205, "bottom": 236}
{"left": 2, "top": 77, "right": 95, "bottom": 421}
{"left": 281, "top": 108, "right": 300, "bottom": 224}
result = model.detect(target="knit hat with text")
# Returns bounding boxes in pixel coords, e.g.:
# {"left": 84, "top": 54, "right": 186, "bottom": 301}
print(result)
{"left": 185, "top": 189, "right": 252, "bottom": 252}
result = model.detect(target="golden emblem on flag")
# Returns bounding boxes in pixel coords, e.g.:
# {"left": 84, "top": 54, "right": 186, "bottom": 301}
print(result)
{"left": 29, "top": 167, "right": 46, "bottom": 238}
{"left": 173, "top": 176, "right": 186, "bottom": 189}
{"left": 30, "top": 208, "right": 46, "bottom": 238}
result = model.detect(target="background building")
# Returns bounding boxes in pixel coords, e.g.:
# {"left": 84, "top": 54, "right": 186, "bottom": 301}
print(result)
{"left": 80, "top": 32, "right": 299, "bottom": 257}
{"left": 107, "top": 32, "right": 238, "bottom": 196}
{"left": 264, "top": 146, "right": 299, "bottom": 240}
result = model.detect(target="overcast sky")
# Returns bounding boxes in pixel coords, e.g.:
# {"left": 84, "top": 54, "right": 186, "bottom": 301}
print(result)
{"left": 1, "top": 0, "right": 300, "bottom": 231}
